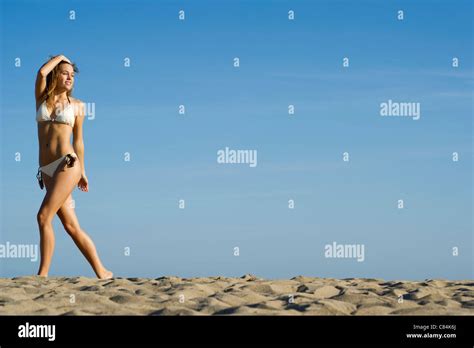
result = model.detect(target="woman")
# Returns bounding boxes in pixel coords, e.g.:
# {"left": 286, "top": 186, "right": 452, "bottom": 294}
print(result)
{"left": 35, "top": 54, "right": 112, "bottom": 279}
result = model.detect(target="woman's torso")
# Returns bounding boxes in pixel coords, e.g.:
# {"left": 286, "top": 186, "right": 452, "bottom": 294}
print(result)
{"left": 36, "top": 99, "right": 76, "bottom": 166}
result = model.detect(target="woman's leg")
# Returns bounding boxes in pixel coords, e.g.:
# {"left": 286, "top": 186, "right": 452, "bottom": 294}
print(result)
{"left": 36, "top": 158, "right": 81, "bottom": 276}
{"left": 36, "top": 173, "right": 55, "bottom": 276}
{"left": 57, "top": 194, "right": 113, "bottom": 279}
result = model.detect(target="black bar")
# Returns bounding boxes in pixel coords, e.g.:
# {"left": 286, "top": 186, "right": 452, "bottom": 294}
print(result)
{"left": 0, "top": 315, "right": 472, "bottom": 346}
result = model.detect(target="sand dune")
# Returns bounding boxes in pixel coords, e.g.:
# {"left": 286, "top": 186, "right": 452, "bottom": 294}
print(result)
{"left": 0, "top": 275, "right": 472, "bottom": 315}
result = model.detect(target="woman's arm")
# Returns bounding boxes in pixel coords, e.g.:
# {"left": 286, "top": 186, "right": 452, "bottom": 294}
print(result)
{"left": 35, "top": 55, "right": 71, "bottom": 104}
{"left": 73, "top": 101, "right": 89, "bottom": 192}
{"left": 73, "top": 100, "right": 86, "bottom": 176}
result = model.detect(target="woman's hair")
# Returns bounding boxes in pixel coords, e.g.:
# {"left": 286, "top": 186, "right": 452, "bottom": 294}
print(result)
{"left": 42, "top": 60, "right": 79, "bottom": 110}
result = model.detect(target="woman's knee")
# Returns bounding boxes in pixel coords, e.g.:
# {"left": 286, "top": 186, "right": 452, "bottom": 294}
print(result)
{"left": 37, "top": 210, "right": 53, "bottom": 228}
{"left": 63, "top": 222, "right": 81, "bottom": 237}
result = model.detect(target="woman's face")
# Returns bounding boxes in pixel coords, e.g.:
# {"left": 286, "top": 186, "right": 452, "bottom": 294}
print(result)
{"left": 57, "top": 63, "right": 75, "bottom": 91}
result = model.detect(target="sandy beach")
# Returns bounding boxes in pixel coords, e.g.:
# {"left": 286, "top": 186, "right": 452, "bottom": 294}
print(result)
{"left": 0, "top": 274, "right": 472, "bottom": 315}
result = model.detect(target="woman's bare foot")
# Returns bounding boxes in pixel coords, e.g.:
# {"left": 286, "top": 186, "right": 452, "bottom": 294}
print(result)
{"left": 98, "top": 269, "right": 113, "bottom": 280}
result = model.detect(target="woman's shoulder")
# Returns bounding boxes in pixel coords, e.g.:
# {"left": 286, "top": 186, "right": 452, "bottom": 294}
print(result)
{"left": 70, "top": 96, "right": 85, "bottom": 110}
{"left": 69, "top": 96, "right": 84, "bottom": 105}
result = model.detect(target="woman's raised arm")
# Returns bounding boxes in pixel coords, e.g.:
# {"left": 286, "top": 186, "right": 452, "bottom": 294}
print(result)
{"left": 35, "top": 55, "right": 71, "bottom": 104}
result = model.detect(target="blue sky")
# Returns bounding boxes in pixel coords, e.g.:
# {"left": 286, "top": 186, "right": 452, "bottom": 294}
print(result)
{"left": 0, "top": 0, "right": 472, "bottom": 280}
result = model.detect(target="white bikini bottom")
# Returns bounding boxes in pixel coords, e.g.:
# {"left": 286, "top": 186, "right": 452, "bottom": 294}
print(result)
{"left": 39, "top": 153, "right": 78, "bottom": 178}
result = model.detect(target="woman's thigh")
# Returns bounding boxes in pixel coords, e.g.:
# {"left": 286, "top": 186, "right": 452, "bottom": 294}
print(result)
{"left": 38, "top": 160, "right": 81, "bottom": 219}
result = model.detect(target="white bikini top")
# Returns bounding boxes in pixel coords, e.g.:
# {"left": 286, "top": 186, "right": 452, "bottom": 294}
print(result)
{"left": 36, "top": 98, "right": 75, "bottom": 128}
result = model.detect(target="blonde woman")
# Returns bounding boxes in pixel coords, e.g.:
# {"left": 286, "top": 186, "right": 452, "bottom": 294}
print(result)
{"left": 35, "top": 55, "right": 112, "bottom": 279}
